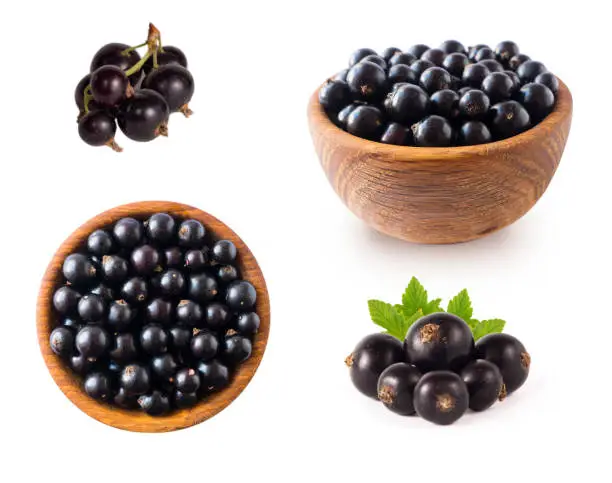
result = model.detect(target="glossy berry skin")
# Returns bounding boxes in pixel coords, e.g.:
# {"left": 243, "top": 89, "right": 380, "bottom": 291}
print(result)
{"left": 346, "top": 61, "right": 387, "bottom": 101}
{"left": 76, "top": 325, "right": 109, "bottom": 358}
{"left": 190, "top": 331, "right": 219, "bottom": 360}
{"left": 49, "top": 327, "right": 74, "bottom": 358}
{"left": 517, "top": 83, "right": 555, "bottom": 121}
{"left": 389, "top": 52, "right": 416, "bottom": 67}
{"left": 63, "top": 254, "right": 98, "bottom": 287}
{"left": 468, "top": 44, "right": 490, "bottom": 61}
{"left": 458, "top": 89, "right": 490, "bottom": 119}
{"left": 474, "top": 47, "right": 496, "bottom": 62}
{"left": 143, "top": 45, "right": 188, "bottom": 73}
{"left": 409, "top": 59, "right": 435, "bottom": 77}
{"left": 336, "top": 104, "right": 358, "bottom": 128}
{"left": 174, "top": 390, "right": 198, "bottom": 409}
{"left": 349, "top": 48, "right": 377, "bottom": 67}
{"left": 131, "top": 245, "right": 161, "bottom": 275}
{"left": 176, "top": 299, "right": 203, "bottom": 326}
{"left": 458, "top": 121, "right": 492, "bottom": 146}
{"left": 479, "top": 59, "right": 504, "bottom": 73}
{"left": 90, "top": 283, "right": 115, "bottom": 301}
{"left": 381, "top": 123, "right": 411, "bottom": 145}
{"left": 184, "top": 250, "right": 207, "bottom": 272}
{"left": 178, "top": 219, "right": 206, "bottom": 247}
{"left": 404, "top": 313, "right": 474, "bottom": 371}
{"left": 516, "top": 60, "right": 547, "bottom": 83}
{"left": 164, "top": 247, "right": 183, "bottom": 267}
{"left": 175, "top": 368, "right": 200, "bottom": 393}
{"left": 110, "top": 332, "right": 138, "bottom": 364}
{"left": 87, "top": 230, "right": 113, "bottom": 256}
{"left": 442, "top": 53, "right": 468, "bottom": 77}
{"left": 90, "top": 65, "right": 128, "bottom": 106}
{"left": 53, "top": 286, "right": 81, "bottom": 315}
{"left": 534, "top": 72, "right": 559, "bottom": 94}
{"left": 212, "top": 240, "right": 237, "bottom": 265}
{"left": 113, "top": 217, "right": 142, "bottom": 248}
{"left": 146, "top": 213, "right": 176, "bottom": 244}
{"left": 121, "top": 277, "right": 148, "bottom": 304}
{"left": 114, "top": 388, "right": 140, "bottom": 409}
{"left": 413, "top": 116, "right": 453, "bottom": 148}
{"left": 346, "top": 333, "right": 405, "bottom": 399}
{"left": 333, "top": 69, "right": 349, "bottom": 82}
{"left": 169, "top": 326, "right": 192, "bottom": 353}
{"left": 382, "top": 47, "right": 402, "bottom": 62}
{"left": 222, "top": 335, "right": 252, "bottom": 365}
{"left": 226, "top": 280, "right": 257, "bottom": 311}
{"left": 90, "top": 42, "right": 141, "bottom": 85}
{"left": 460, "top": 359, "right": 504, "bottom": 411}
{"left": 462, "top": 63, "right": 490, "bottom": 88}
{"left": 475, "top": 333, "right": 530, "bottom": 393}
{"left": 385, "top": 84, "right": 429, "bottom": 125}
{"left": 495, "top": 41, "right": 520, "bottom": 63}
{"left": 205, "top": 303, "right": 230, "bottom": 330}
{"left": 188, "top": 273, "right": 218, "bottom": 302}
{"left": 481, "top": 72, "right": 514, "bottom": 103}
{"left": 138, "top": 391, "right": 170, "bottom": 416}
{"left": 108, "top": 300, "right": 134, "bottom": 331}
{"left": 419, "top": 67, "right": 452, "bottom": 94}
{"left": 120, "top": 363, "right": 151, "bottom": 396}
{"left": 84, "top": 372, "right": 113, "bottom": 401}
{"left": 140, "top": 324, "right": 168, "bottom": 355}
{"left": 77, "top": 294, "right": 106, "bottom": 322}
{"left": 159, "top": 269, "right": 186, "bottom": 297}
{"left": 117, "top": 89, "right": 170, "bottom": 142}
{"left": 101, "top": 254, "right": 128, "bottom": 283}
{"left": 319, "top": 79, "right": 351, "bottom": 113}
{"left": 346, "top": 105, "right": 383, "bottom": 140}
{"left": 144, "top": 64, "right": 194, "bottom": 113}
{"left": 508, "top": 54, "right": 531, "bottom": 71}
{"left": 440, "top": 40, "right": 466, "bottom": 55}
{"left": 407, "top": 44, "right": 430, "bottom": 58}
{"left": 236, "top": 312, "right": 260, "bottom": 337}
{"left": 360, "top": 54, "right": 386, "bottom": 70}
{"left": 489, "top": 101, "right": 531, "bottom": 139}
{"left": 377, "top": 362, "right": 422, "bottom": 416}
{"left": 151, "top": 353, "right": 178, "bottom": 381}
{"left": 413, "top": 371, "right": 469, "bottom": 425}
{"left": 62, "top": 317, "right": 82, "bottom": 332}
{"left": 420, "top": 48, "right": 445, "bottom": 67}
{"left": 430, "top": 89, "right": 459, "bottom": 120}
{"left": 504, "top": 70, "right": 521, "bottom": 93}
{"left": 388, "top": 64, "right": 417, "bottom": 86}
{"left": 197, "top": 360, "right": 230, "bottom": 393}
{"left": 70, "top": 353, "right": 95, "bottom": 375}
{"left": 217, "top": 265, "right": 239, "bottom": 284}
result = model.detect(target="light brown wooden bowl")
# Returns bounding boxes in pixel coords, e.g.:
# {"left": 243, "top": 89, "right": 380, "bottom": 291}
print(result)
{"left": 37, "top": 201, "right": 270, "bottom": 432}
{"left": 308, "top": 79, "right": 573, "bottom": 244}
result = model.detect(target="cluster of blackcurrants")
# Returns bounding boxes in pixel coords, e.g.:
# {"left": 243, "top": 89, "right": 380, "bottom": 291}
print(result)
{"left": 49, "top": 213, "right": 260, "bottom": 416}
{"left": 320, "top": 41, "right": 558, "bottom": 146}
{"left": 76, "top": 24, "right": 195, "bottom": 152}
{"left": 346, "top": 313, "right": 530, "bottom": 425}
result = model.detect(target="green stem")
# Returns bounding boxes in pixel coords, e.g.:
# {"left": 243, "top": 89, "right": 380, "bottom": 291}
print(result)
{"left": 153, "top": 50, "right": 159, "bottom": 69}
{"left": 83, "top": 85, "right": 94, "bottom": 114}
{"left": 121, "top": 42, "right": 147, "bottom": 56}
{"left": 124, "top": 50, "right": 153, "bottom": 78}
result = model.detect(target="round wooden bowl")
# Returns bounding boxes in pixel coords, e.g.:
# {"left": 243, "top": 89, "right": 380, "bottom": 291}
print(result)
{"left": 37, "top": 201, "right": 270, "bottom": 432}
{"left": 308, "top": 79, "right": 573, "bottom": 244}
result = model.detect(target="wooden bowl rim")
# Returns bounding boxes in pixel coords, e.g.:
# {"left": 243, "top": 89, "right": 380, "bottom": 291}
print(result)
{"left": 308, "top": 76, "right": 572, "bottom": 161}
{"left": 36, "top": 201, "right": 270, "bottom": 433}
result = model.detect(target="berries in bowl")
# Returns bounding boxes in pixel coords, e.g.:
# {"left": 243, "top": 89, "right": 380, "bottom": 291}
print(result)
{"left": 308, "top": 41, "right": 572, "bottom": 244}
{"left": 38, "top": 201, "right": 270, "bottom": 432}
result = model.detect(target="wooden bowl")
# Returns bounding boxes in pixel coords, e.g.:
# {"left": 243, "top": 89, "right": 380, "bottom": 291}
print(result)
{"left": 308, "top": 79, "right": 573, "bottom": 244}
{"left": 37, "top": 201, "right": 270, "bottom": 432}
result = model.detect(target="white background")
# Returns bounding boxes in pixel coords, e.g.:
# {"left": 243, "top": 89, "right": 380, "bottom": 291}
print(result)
{"left": 0, "top": 0, "right": 610, "bottom": 481}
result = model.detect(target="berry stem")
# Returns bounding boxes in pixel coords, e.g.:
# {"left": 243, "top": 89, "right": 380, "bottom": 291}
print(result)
{"left": 83, "top": 85, "right": 94, "bottom": 114}
{"left": 106, "top": 139, "right": 123, "bottom": 152}
{"left": 121, "top": 42, "right": 147, "bottom": 56}
{"left": 124, "top": 50, "right": 153, "bottom": 78}
{"left": 179, "top": 104, "right": 193, "bottom": 117}
{"left": 153, "top": 50, "right": 159, "bottom": 69}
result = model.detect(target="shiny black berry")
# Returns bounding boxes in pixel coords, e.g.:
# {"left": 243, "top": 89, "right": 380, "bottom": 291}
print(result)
{"left": 53, "top": 286, "right": 81, "bottom": 315}
{"left": 534, "top": 72, "right": 559, "bottom": 94}
{"left": 508, "top": 54, "right": 531, "bottom": 71}
{"left": 90, "top": 65, "right": 128, "bottom": 106}
{"left": 407, "top": 44, "right": 430, "bottom": 58}
{"left": 173, "top": 390, "right": 198, "bottom": 409}
{"left": 169, "top": 326, "right": 192, "bottom": 353}
{"left": 442, "top": 53, "right": 468, "bottom": 77}
{"left": 235, "top": 312, "right": 260, "bottom": 337}
{"left": 178, "top": 219, "right": 206, "bottom": 248}
{"left": 108, "top": 299, "right": 134, "bottom": 331}
{"left": 479, "top": 59, "right": 504, "bottom": 73}
{"left": 76, "top": 325, "right": 109, "bottom": 358}
{"left": 360, "top": 54, "right": 387, "bottom": 70}
{"left": 348, "top": 48, "right": 377, "bottom": 67}
{"left": 481, "top": 72, "right": 514, "bottom": 103}
{"left": 151, "top": 353, "right": 178, "bottom": 381}
{"left": 382, "top": 47, "right": 402, "bottom": 62}
{"left": 113, "top": 217, "right": 143, "bottom": 248}
{"left": 377, "top": 362, "right": 422, "bottom": 416}
{"left": 458, "top": 89, "right": 490, "bottom": 119}
{"left": 131, "top": 245, "right": 161, "bottom": 275}
{"left": 517, "top": 83, "right": 555, "bottom": 121}
{"left": 146, "top": 298, "right": 173, "bottom": 325}
{"left": 121, "top": 363, "right": 151, "bottom": 396}
{"left": 117, "top": 89, "right": 170, "bottom": 142}
{"left": 412, "top": 116, "right": 453, "bottom": 148}
{"left": 205, "top": 303, "right": 231, "bottom": 331}
{"left": 175, "top": 368, "right": 200, "bottom": 393}
{"left": 346, "top": 105, "right": 384, "bottom": 140}
{"left": 462, "top": 63, "right": 490, "bottom": 88}
{"left": 458, "top": 121, "right": 492, "bottom": 145}
{"left": 413, "top": 371, "right": 469, "bottom": 425}
{"left": 143, "top": 64, "right": 194, "bottom": 114}
{"left": 430, "top": 89, "right": 459, "bottom": 119}
{"left": 176, "top": 299, "right": 203, "bottom": 326}
{"left": 87, "top": 230, "right": 114, "bottom": 255}
{"left": 474, "top": 47, "right": 496, "bottom": 62}
{"left": 420, "top": 48, "right": 445, "bottom": 67}
{"left": 336, "top": 103, "right": 358, "bottom": 128}
{"left": 110, "top": 332, "right": 138, "bottom": 364}
{"left": 226, "top": 280, "right": 256, "bottom": 311}
{"left": 212, "top": 240, "right": 237, "bottom": 264}
{"left": 475, "top": 333, "right": 530, "bottom": 394}
{"left": 190, "top": 330, "right": 219, "bottom": 360}
{"left": 460, "top": 359, "right": 505, "bottom": 411}
{"left": 222, "top": 334, "right": 252, "bottom": 365}
{"left": 188, "top": 273, "right": 218, "bottom": 302}
{"left": 346, "top": 61, "right": 387, "bottom": 101}
{"left": 84, "top": 372, "right": 113, "bottom": 401}
{"left": 516, "top": 60, "right": 547, "bottom": 83}
{"left": 197, "top": 360, "right": 230, "bottom": 393}
{"left": 385, "top": 84, "right": 429, "bottom": 125}
{"left": 409, "top": 59, "right": 435, "bottom": 77}
{"left": 90, "top": 43, "right": 141, "bottom": 85}
{"left": 381, "top": 123, "right": 411, "bottom": 146}
{"left": 217, "top": 265, "right": 239, "bottom": 284}
{"left": 164, "top": 247, "right": 183, "bottom": 268}
{"left": 389, "top": 52, "right": 416, "bottom": 67}
{"left": 319, "top": 79, "right": 351, "bottom": 113}
{"left": 101, "top": 254, "right": 129, "bottom": 283}
{"left": 420, "top": 67, "right": 452, "bottom": 94}
{"left": 495, "top": 41, "right": 519, "bottom": 63}
{"left": 50, "top": 327, "right": 74, "bottom": 358}
{"left": 440, "top": 40, "right": 466, "bottom": 55}
{"left": 140, "top": 324, "right": 168, "bottom": 355}
{"left": 121, "top": 277, "right": 148, "bottom": 304}
{"left": 63, "top": 254, "right": 97, "bottom": 287}
{"left": 146, "top": 213, "right": 176, "bottom": 244}
{"left": 77, "top": 293, "right": 106, "bottom": 322}
{"left": 468, "top": 44, "right": 490, "bottom": 61}
{"left": 346, "top": 333, "right": 405, "bottom": 399}
{"left": 138, "top": 390, "right": 170, "bottom": 415}
{"left": 489, "top": 101, "right": 531, "bottom": 139}
{"left": 388, "top": 64, "right": 417, "bottom": 86}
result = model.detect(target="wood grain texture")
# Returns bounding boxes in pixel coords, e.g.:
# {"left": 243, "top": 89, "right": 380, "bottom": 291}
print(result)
{"left": 308, "top": 79, "right": 573, "bottom": 244}
{"left": 37, "top": 201, "right": 270, "bottom": 433}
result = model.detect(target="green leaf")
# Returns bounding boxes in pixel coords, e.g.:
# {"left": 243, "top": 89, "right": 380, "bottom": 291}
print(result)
{"left": 447, "top": 289, "right": 473, "bottom": 321}
{"left": 473, "top": 319, "right": 506, "bottom": 341}
{"left": 467, "top": 318, "right": 480, "bottom": 330}
{"left": 368, "top": 300, "right": 406, "bottom": 340}
{"left": 404, "top": 309, "right": 424, "bottom": 332}
{"left": 424, "top": 298, "right": 443, "bottom": 315}
{"left": 402, "top": 277, "right": 429, "bottom": 316}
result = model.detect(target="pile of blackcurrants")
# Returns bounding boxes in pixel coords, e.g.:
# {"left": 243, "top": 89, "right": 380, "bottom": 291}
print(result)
{"left": 320, "top": 41, "right": 558, "bottom": 146}
{"left": 346, "top": 313, "right": 530, "bottom": 425}
{"left": 49, "top": 213, "right": 260, "bottom": 416}
{"left": 76, "top": 24, "right": 195, "bottom": 152}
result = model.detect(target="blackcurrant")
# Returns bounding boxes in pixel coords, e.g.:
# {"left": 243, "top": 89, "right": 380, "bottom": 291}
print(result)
{"left": 173, "top": 390, "right": 198, "bottom": 409}
{"left": 440, "top": 40, "right": 466, "bottom": 55}
{"left": 140, "top": 324, "right": 168, "bottom": 355}
{"left": 460, "top": 359, "right": 505, "bottom": 411}
{"left": 120, "top": 363, "right": 152, "bottom": 395}
{"left": 114, "top": 388, "right": 140, "bottom": 409}
{"left": 377, "top": 362, "right": 422, "bottom": 416}
{"left": 77, "top": 294, "right": 106, "bottom": 322}
{"left": 217, "top": 265, "right": 239, "bottom": 284}
{"left": 211, "top": 240, "right": 237, "bottom": 265}
{"left": 517, "top": 83, "right": 555, "bottom": 120}
{"left": 226, "top": 280, "right": 256, "bottom": 311}
{"left": 63, "top": 253, "right": 98, "bottom": 287}
{"left": 108, "top": 299, "right": 134, "bottom": 331}
{"left": 381, "top": 123, "right": 411, "bottom": 145}
{"left": 349, "top": 48, "right": 377, "bottom": 67}
{"left": 319, "top": 79, "right": 351, "bottom": 113}
{"left": 178, "top": 219, "right": 206, "bottom": 248}
{"left": 462, "top": 63, "right": 490, "bottom": 88}
{"left": 151, "top": 353, "right": 178, "bottom": 381}
{"left": 84, "top": 372, "right": 113, "bottom": 401}
{"left": 78, "top": 110, "right": 122, "bottom": 152}
{"left": 53, "top": 286, "right": 81, "bottom": 315}
{"left": 495, "top": 41, "right": 520, "bottom": 63}
{"left": 419, "top": 66, "right": 452, "bottom": 94}
{"left": 205, "top": 302, "right": 231, "bottom": 331}
{"left": 90, "top": 42, "right": 141, "bottom": 85}
{"left": 388, "top": 52, "right": 416, "bottom": 67}
{"left": 458, "top": 121, "right": 492, "bottom": 145}
{"left": 90, "top": 283, "right": 116, "bottom": 301}
{"left": 169, "top": 326, "right": 192, "bottom": 354}
{"left": 90, "top": 65, "right": 128, "bottom": 106}
{"left": 131, "top": 244, "right": 161, "bottom": 275}
{"left": 430, "top": 89, "right": 459, "bottom": 119}
{"left": 489, "top": 101, "right": 531, "bottom": 139}
{"left": 49, "top": 327, "right": 74, "bottom": 358}
{"left": 481, "top": 72, "right": 514, "bottom": 103}
{"left": 222, "top": 334, "right": 252, "bottom": 365}
{"left": 164, "top": 247, "right": 183, "bottom": 268}
{"left": 138, "top": 391, "right": 170, "bottom": 416}
{"left": 468, "top": 44, "right": 490, "bottom": 61}
{"left": 184, "top": 249, "right": 208, "bottom": 272}
{"left": 413, "top": 371, "right": 469, "bottom": 425}
{"left": 420, "top": 48, "right": 445, "bottom": 67}
{"left": 101, "top": 254, "right": 129, "bottom": 283}
{"left": 504, "top": 70, "right": 521, "bottom": 93}
{"left": 346, "top": 105, "right": 384, "bottom": 140}
{"left": 508, "top": 54, "right": 531, "bottom": 71}
{"left": 475, "top": 333, "right": 530, "bottom": 394}
{"left": 336, "top": 103, "right": 358, "bottom": 128}
{"left": 146, "top": 212, "right": 176, "bottom": 244}
{"left": 188, "top": 273, "right": 218, "bottom": 302}
{"left": 458, "top": 89, "right": 490, "bottom": 119}
{"left": 474, "top": 47, "right": 496, "bottom": 62}
{"left": 70, "top": 353, "right": 95, "bottom": 375}
{"left": 406, "top": 44, "right": 430, "bottom": 58}
{"left": 174, "top": 368, "right": 200, "bottom": 393}
{"left": 385, "top": 84, "right": 429, "bottom": 125}
{"left": 190, "top": 330, "right": 219, "bottom": 360}
{"left": 534, "top": 72, "right": 559, "bottom": 94}
{"left": 388, "top": 64, "right": 417, "bottom": 86}
{"left": 479, "top": 59, "right": 504, "bottom": 73}
{"left": 346, "top": 61, "right": 387, "bottom": 102}
{"left": 144, "top": 64, "right": 194, "bottom": 116}
{"left": 360, "top": 54, "right": 387, "bottom": 70}
{"left": 87, "top": 230, "right": 114, "bottom": 256}
{"left": 235, "top": 312, "right": 260, "bottom": 337}
{"left": 176, "top": 299, "right": 203, "bottom": 326}
{"left": 143, "top": 45, "right": 188, "bottom": 74}
{"left": 109, "top": 332, "right": 138, "bottom": 364}
{"left": 409, "top": 59, "right": 435, "bottom": 77}
{"left": 197, "top": 360, "right": 230, "bottom": 393}
{"left": 76, "top": 325, "right": 109, "bottom": 359}
{"left": 158, "top": 269, "right": 186, "bottom": 297}
{"left": 382, "top": 47, "right": 402, "bottom": 62}
{"left": 113, "top": 217, "right": 143, "bottom": 248}
{"left": 117, "top": 89, "right": 170, "bottom": 142}
{"left": 345, "top": 333, "right": 405, "bottom": 399}
{"left": 516, "top": 60, "right": 547, "bottom": 83}
{"left": 333, "top": 69, "right": 349, "bottom": 82}
{"left": 121, "top": 277, "right": 148, "bottom": 304}
{"left": 442, "top": 53, "right": 468, "bottom": 77}
{"left": 403, "top": 313, "right": 474, "bottom": 371}
{"left": 412, "top": 116, "right": 453, "bottom": 148}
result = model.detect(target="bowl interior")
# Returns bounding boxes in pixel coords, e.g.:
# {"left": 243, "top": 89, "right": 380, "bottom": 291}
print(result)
{"left": 37, "top": 200, "right": 270, "bottom": 432}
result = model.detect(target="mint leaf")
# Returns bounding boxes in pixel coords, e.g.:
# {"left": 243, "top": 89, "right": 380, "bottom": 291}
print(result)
{"left": 473, "top": 319, "right": 506, "bottom": 341}
{"left": 368, "top": 300, "right": 405, "bottom": 340}
{"left": 402, "top": 277, "right": 429, "bottom": 316}
{"left": 447, "top": 289, "right": 473, "bottom": 321}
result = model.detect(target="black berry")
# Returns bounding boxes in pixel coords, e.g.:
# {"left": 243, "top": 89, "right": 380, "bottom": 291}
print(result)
{"left": 460, "top": 359, "right": 505, "bottom": 411}
{"left": 377, "top": 362, "right": 422, "bottom": 416}
{"left": 413, "top": 371, "right": 469, "bottom": 425}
